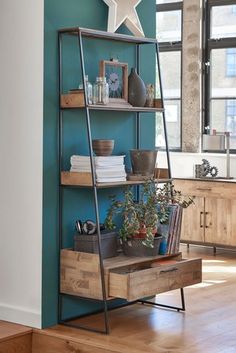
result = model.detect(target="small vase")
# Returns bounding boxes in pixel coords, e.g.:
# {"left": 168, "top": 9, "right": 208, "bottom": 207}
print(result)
{"left": 128, "top": 68, "right": 146, "bottom": 107}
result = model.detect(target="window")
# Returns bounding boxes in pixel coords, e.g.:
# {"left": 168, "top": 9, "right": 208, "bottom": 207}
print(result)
{"left": 156, "top": 1, "right": 183, "bottom": 150}
{"left": 204, "top": 1, "right": 236, "bottom": 149}
{"left": 226, "top": 100, "right": 236, "bottom": 136}
{"left": 226, "top": 48, "right": 236, "bottom": 76}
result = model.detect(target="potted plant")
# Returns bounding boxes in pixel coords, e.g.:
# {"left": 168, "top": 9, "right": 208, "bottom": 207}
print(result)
{"left": 105, "top": 180, "right": 194, "bottom": 256}
{"left": 105, "top": 181, "right": 161, "bottom": 256}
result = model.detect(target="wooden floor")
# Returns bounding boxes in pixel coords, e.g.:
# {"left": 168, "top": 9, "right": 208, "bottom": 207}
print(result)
{"left": 0, "top": 321, "right": 32, "bottom": 353}
{"left": 33, "top": 245, "right": 236, "bottom": 353}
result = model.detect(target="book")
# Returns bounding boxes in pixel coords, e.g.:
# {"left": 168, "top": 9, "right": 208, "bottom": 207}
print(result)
{"left": 71, "top": 155, "right": 125, "bottom": 166}
{"left": 97, "top": 176, "right": 127, "bottom": 183}
{"left": 96, "top": 170, "right": 126, "bottom": 178}
{"left": 70, "top": 165, "right": 126, "bottom": 173}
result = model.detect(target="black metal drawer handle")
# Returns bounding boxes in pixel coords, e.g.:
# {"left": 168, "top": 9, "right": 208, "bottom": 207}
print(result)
{"left": 160, "top": 267, "right": 178, "bottom": 274}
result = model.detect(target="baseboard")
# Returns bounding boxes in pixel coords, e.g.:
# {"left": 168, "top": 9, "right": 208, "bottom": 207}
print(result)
{"left": 0, "top": 303, "right": 41, "bottom": 329}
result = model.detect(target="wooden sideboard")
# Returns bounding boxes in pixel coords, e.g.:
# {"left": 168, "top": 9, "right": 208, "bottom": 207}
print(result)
{"left": 174, "top": 178, "right": 236, "bottom": 249}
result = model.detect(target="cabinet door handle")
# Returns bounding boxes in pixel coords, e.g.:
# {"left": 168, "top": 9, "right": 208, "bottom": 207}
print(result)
{"left": 205, "top": 212, "right": 210, "bottom": 228}
{"left": 200, "top": 212, "right": 204, "bottom": 228}
{"left": 160, "top": 267, "right": 178, "bottom": 274}
{"left": 196, "top": 187, "right": 212, "bottom": 192}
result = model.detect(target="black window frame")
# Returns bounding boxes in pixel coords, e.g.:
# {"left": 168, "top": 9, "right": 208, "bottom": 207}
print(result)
{"left": 204, "top": 0, "right": 236, "bottom": 151}
{"left": 156, "top": 1, "right": 183, "bottom": 152}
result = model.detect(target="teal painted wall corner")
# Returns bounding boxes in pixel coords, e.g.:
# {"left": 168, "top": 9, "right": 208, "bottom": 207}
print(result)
{"left": 43, "top": 0, "right": 156, "bottom": 328}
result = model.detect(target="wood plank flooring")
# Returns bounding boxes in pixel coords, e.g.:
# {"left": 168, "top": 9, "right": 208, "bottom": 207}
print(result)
{"left": 33, "top": 245, "right": 236, "bottom": 353}
{"left": 0, "top": 321, "right": 32, "bottom": 353}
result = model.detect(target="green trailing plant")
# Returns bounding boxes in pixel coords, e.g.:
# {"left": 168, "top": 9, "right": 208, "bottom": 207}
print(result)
{"left": 105, "top": 180, "right": 194, "bottom": 248}
{"left": 156, "top": 183, "right": 194, "bottom": 225}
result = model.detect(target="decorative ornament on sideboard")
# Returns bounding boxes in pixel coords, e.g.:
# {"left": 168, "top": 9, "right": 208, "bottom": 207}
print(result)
{"left": 102, "top": 0, "right": 144, "bottom": 37}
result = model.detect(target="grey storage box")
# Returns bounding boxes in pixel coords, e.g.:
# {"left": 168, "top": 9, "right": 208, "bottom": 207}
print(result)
{"left": 74, "top": 231, "right": 118, "bottom": 258}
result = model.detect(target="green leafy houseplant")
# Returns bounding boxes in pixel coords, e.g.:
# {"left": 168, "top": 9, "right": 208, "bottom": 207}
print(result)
{"left": 105, "top": 180, "right": 194, "bottom": 249}
{"left": 155, "top": 183, "right": 194, "bottom": 225}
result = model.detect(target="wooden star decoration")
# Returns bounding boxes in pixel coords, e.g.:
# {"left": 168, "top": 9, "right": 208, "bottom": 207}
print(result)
{"left": 103, "top": 0, "right": 144, "bottom": 37}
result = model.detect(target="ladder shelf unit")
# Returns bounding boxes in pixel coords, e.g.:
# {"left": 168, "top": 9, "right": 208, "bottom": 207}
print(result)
{"left": 58, "top": 27, "right": 201, "bottom": 334}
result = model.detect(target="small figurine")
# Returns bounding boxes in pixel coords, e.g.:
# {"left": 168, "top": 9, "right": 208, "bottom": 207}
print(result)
{"left": 145, "top": 84, "right": 155, "bottom": 107}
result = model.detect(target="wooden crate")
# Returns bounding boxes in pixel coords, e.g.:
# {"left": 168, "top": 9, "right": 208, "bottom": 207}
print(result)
{"left": 61, "top": 171, "right": 92, "bottom": 186}
{"left": 60, "top": 249, "right": 109, "bottom": 300}
{"left": 109, "top": 257, "right": 202, "bottom": 301}
{"left": 154, "top": 99, "right": 163, "bottom": 108}
{"left": 61, "top": 92, "right": 85, "bottom": 108}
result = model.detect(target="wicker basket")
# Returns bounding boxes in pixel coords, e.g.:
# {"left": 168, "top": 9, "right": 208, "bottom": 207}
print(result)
{"left": 122, "top": 236, "right": 163, "bottom": 257}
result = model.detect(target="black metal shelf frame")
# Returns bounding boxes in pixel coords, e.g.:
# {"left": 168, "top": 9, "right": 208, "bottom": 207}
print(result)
{"left": 58, "top": 27, "right": 180, "bottom": 334}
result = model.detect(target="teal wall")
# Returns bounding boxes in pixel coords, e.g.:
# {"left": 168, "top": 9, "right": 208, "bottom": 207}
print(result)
{"left": 43, "top": 0, "right": 156, "bottom": 328}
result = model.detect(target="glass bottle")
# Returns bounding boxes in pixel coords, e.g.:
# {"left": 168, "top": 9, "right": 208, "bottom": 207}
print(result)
{"left": 79, "top": 75, "right": 93, "bottom": 105}
{"left": 93, "top": 77, "right": 109, "bottom": 105}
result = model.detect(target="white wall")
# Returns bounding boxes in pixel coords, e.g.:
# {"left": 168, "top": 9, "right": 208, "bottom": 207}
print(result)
{"left": 158, "top": 151, "right": 236, "bottom": 179}
{"left": 0, "top": 0, "right": 44, "bottom": 328}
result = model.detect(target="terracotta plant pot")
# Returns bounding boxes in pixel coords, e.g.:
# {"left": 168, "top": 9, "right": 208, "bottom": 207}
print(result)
{"left": 130, "top": 149, "right": 158, "bottom": 177}
{"left": 133, "top": 225, "right": 157, "bottom": 239}
{"left": 92, "top": 139, "right": 114, "bottom": 156}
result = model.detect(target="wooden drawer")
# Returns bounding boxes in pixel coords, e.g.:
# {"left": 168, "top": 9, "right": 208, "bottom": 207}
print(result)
{"left": 109, "top": 257, "right": 202, "bottom": 301}
{"left": 174, "top": 179, "right": 236, "bottom": 200}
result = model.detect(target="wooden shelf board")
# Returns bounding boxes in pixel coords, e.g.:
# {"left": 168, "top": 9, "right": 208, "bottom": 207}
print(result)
{"left": 87, "top": 105, "right": 164, "bottom": 113}
{"left": 58, "top": 27, "right": 157, "bottom": 44}
{"left": 61, "top": 171, "right": 171, "bottom": 188}
{"left": 60, "top": 104, "right": 164, "bottom": 113}
{"left": 61, "top": 180, "right": 171, "bottom": 188}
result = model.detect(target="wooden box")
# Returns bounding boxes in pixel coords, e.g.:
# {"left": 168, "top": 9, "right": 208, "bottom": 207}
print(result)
{"left": 61, "top": 171, "right": 92, "bottom": 186}
{"left": 60, "top": 91, "right": 85, "bottom": 108}
{"left": 154, "top": 99, "right": 163, "bottom": 109}
{"left": 60, "top": 249, "right": 109, "bottom": 300}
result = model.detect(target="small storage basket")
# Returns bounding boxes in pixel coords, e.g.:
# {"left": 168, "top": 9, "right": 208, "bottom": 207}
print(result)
{"left": 74, "top": 231, "right": 118, "bottom": 259}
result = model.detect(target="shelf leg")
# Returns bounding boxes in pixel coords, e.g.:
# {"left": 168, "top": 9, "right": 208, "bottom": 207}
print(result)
{"left": 78, "top": 30, "right": 110, "bottom": 334}
{"left": 138, "top": 288, "right": 186, "bottom": 312}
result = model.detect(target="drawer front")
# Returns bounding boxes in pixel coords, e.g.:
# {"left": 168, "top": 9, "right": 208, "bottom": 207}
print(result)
{"left": 109, "top": 258, "right": 202, "bottom": 301}
{"left": 174, "top": 179, "right": 236, "bottom": 199}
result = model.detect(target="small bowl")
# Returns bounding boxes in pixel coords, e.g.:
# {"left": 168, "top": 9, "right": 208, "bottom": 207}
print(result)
{"left": 92, "top": 139, "right": 114, "bottom": 156}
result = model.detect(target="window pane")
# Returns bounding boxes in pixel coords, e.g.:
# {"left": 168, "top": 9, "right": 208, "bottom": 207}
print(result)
{"left": 211, "top": 5, "right": 236, "bottom": 39}
{"left": 158, "top": 51, "right": 181, "bottom": 98}
{"left": 157, "top": 0, "right": 182, "bottom": 3}
{"left": 211, "top": 49, "right": 236, "bottom": 98}
{"left": 210, "top": 99, "right": 236, "bottom": 148}
{"left": 156, "top": 10, "right": 182, "bottom": 42}
{"left": 156, "top": 100, "right": 181, "bottom": 149}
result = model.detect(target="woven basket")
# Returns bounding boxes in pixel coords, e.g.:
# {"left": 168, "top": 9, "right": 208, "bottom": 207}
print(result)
{"left": 122, "top": 236, "right": 163, "bottom": 257}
